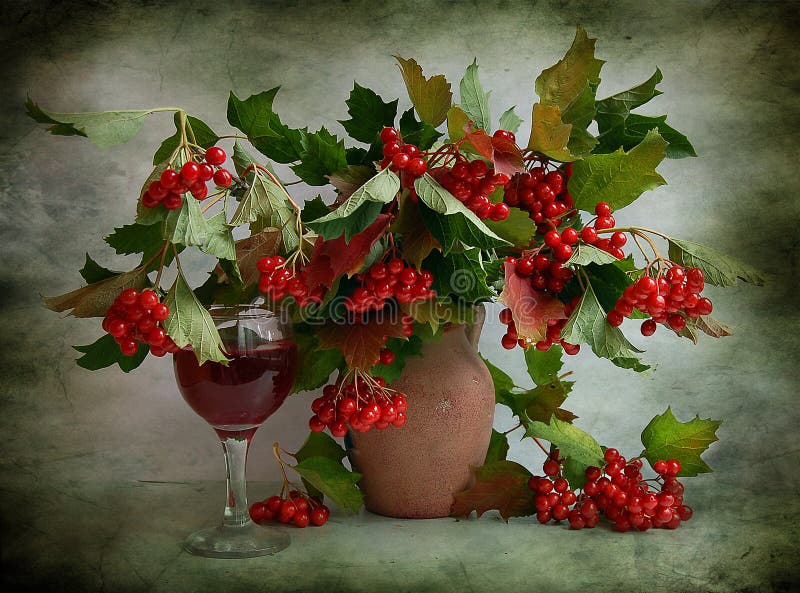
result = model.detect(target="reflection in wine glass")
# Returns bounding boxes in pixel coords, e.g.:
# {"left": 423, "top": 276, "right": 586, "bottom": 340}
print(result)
{"left": 173, "top": 304, "right": 297, "bottom": 558}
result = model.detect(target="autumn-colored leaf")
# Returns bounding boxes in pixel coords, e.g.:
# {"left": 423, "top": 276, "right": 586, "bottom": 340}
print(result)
{"left": 43, "top": 266, "right": 148, "bottom": 318}
{"left": 329, "top": 165, "right": 375, "bottom": 205}
{"left": 525, "top": 382, "right": 578, "bottom": 425}
{"left": 391, "top": 193, "right": 441, "bottom": 268}
{"left": 527, "top": 103, "right": 574, "bottom": 162}
{"left": 498, "top": 261, "right": 566, "bottom": 341}
{"left": 451, "top": 461, "right": 536, "bottom": 522}
{"left": 316, "top": 315, "right": 408, "bottom": 370}
{"left": 233, "top": 227, "right": 282, "bottom": 287}
{"left": 303, "top": 214, "right": 391, "bottom": 289}
{"left": 696, "top": 315, "right": 734, "bottom": 338}
{"left": 491, "top": 136, "right": 525, "bottom": 176}
{"left": 394, "top": 56, "right": 452, "bottom": 127}
{"left": 462, "top": 129, "right": 494, "bottom": 161}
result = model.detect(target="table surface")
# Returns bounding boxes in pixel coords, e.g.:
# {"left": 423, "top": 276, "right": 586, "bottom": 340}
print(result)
{"left": 2, "top": 476, "right": 798, "bottom": 593}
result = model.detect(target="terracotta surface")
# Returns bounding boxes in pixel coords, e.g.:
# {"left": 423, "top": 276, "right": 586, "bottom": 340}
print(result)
{"left": 349, "top": 310, "right": 495, "bottom": 518}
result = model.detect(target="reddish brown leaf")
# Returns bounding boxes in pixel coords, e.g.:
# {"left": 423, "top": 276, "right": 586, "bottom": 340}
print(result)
{"left": 303, "top": 214, "right": 391, "bottom": 289}
{"left": 234, "top": 227, "right": 282, "bottom": 286}
{"left": 462, "top": 129, "right": 494, "bottom": 161}
{"left": 491, "top": 136, "right": 525, "bottom": 176}
{"left": 451, "top": 461, "right": 536, "bottom": 522}
{"left": 696, "top": 315, "right": 734, "bottom": 338}
{"left": 43, "top": 266, "right": 148, "bottom": 318}
{"left": 498, "top": 261, "right": 566, "bottom": 341}
{"left": 391, "top": 193, "right": 441, "bottom": 268}
{"left": 316, "top": 316, "right": 407, "bottom": 370}
{"left": 329, "top": 165, "right": 375, "bottom": 206}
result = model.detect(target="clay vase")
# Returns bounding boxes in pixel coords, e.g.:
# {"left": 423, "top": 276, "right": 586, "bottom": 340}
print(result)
{"left": 348, "top": 307, "right": 495, "bottom": 518}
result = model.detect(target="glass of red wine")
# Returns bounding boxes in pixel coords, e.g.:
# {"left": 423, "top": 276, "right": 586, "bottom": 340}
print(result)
{"left": 173, "top": 303, "right": 297, "bottom": 558}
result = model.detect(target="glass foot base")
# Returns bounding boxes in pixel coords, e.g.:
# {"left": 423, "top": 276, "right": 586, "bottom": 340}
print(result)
{"left": 183, "top": 521, "right": 290, "bottom": 558}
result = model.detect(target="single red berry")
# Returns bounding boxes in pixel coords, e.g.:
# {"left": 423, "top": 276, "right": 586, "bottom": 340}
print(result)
{"left": 119, "top": 340, "right": 139, "bottom": 356}
{"left": 407, "top": 157, "right": 427, "bottom": 177}
{"left": 293, "top": 511, "right": 310, "bottom": 528}
{"left": 382, "top": 141, "right": 402, "bottom": 157}
{"left": 604, "top": 448, "right": 620, "bottom": 463}
{"left": 489, "top": 202, "right": 510, "bottom": 221}
{"left": 553, "top": 243, "right": 573, "bottom": 262}
{"left": 249, "top": 501, "right": 269, "bottom": 523}
{"left": 213, "top": 168, "right": 233, "bottom": 187}
{"left": 391, "top": 153, "right": 410, "bottom": 170}
{"left": 162, "top": 193, "right": 183, "bottom": 210}
{"left": 468, "top": 159, "right": 488, "bottom": 177}
{"left": 180, "top": 161, "right": 200, "bottom": 183}
{"left": 561, "top": 227, "right": 579, "bottom": 245}
{"left": 607, "top": 310, "right": 624, "bottom": 327}
{"left": 150, "top": 303, "right": 170, "bottom": 321}
{"left": 138, "top": 290, "right": 159, "bottom": 310}
{"left": 666, "top": 459, "right": 682, "bottom": 476}
{"left": 641, "top": 319, "right": 657, "bottom": 336}
{"left": 310, "top": 506, "right": 329, "bottom": 526}
{"left": 107, "top": 319, "right": 128, "bottom": 338}
{"left": 266, "top": 496, "right": 282, "bottom": 513}
{"left": 380, "top": 127, "right": 399, "bottom": 143}
{"left": 204, "top": 146, "right": 227, "bottom": 165}
{"left": 595, "top": 202, "right": 612, "bottom": 217}
{"left": 543, "top": 459, "right": 560, "bottom": 476}
{"left": 379, "top": 348, "right": 395, "bottom": 365}
{"left": 667, "top": 314, "right": 687, "bottom": 332}
{"left": 160, "top": 169, "right": 180, "bottom": 189}
{"left": 610, "top": 232, "right": 627, "bottom": 248}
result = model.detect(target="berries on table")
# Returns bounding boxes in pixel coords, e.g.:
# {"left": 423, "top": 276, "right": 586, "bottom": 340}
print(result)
{"left": 250, "top": 491, "right": 330, "bottom": 528}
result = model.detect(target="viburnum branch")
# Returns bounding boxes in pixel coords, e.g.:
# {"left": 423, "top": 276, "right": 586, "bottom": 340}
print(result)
{"left": 153, "top": 241, "right": 171, "bottom": 289}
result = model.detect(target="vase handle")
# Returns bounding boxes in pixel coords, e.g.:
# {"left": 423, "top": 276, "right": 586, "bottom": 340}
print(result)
{"left": 465, "top": 304, "right": 485, "bottom": 350}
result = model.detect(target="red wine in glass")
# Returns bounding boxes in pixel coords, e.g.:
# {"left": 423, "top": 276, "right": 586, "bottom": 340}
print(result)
{"left": 173, "top": 304, "right": 297, "bottom": 558}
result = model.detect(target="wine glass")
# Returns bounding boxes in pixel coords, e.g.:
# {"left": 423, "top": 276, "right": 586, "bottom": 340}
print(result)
{"left": 172, "top": 303, "right": 297, "bottom": 558}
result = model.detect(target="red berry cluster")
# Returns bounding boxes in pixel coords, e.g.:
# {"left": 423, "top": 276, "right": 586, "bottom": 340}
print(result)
{"left": 498, "top": 298, "right": 581, "bottom": 354}
{"left": 608, "top": 265, "right": 713, "bottom": 335}
{"left": 502, "top": 166, "right": 573, "bottom": 227}
{"left": 346, "top": 258, "right": 435, "bottom": 312}
{"left": 379, "top": 127, "right": 429, "bottom": 180}
{"left": 505, "top": 237, "right": 576, "bottom": 297}
{"left": 530, "top": 449, "right": 693, "bottom": 531}
{"left": 309, "top": 375, "right": 408, "bottom": 437}
{"left": 102, "top": 288, "right": 178, "bottom": 357}
{"left": 249, "top": 491, "right": 330, "bottom": 528}
{"left": 579, "top": 202, "right": 627, "bottom": 260}
{"left": 436, "top": 158, "right": 511, "bottom": 221}
{"left": 257, "top": 256, "right": 325, "bottom": 307}
{"left": 141, "top": 146, "right": 234, "bottom": 210}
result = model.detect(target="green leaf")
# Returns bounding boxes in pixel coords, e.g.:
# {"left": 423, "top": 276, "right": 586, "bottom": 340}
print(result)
{"left": 339, "top": 82, "right": 398, "bottom": 144}
{"left": 398, "top": 108, "right": 442, "bottom": 149}
{"left": 536, "top": 26, "right": 604, "bottom": 110}
{"left": 291, "top": 127, "right": 348, "bottom": 186}
{"left": 293, "top": 456, "right": 364, "bottom": 513}
{"left": 499, "top": 106, "right": 523, "bottom": 134}
{"left": 561, "top": 457, "right": 589, "bottom": 490}
{"left": 423, "top": 248, "right": 493, "bottom": 302}
{"left": 597, "top": 114, "right": 696, "bottom": 159}
{"left": 370, "top": 334, "right": 422, "bottom": 383}
{"left": 481, "top": 356, "right": 516, "bottom": 405}
{"left": 230, "top": 167, "right": 299, "bottom": 252}
{"left": 446, "top": 105, "right": 470, "bottom": 142}
{"left": 307, "top": 168, "right": 399, "bottom": 241}
{"left": 640, "top": 407, "right": 722, "bottom": 477}
{"left": 227, "top": 89, "right": 307, "bottom": 164}
{"left": 26, "top": 97, "right": 156, "bottom": 148}
{"left": 162, "top": 273, "right": 228, "bottom": 366}
{"left": 164, "top": 195, "right": 212, "bottom": 248}
{"left": 525, "top": 415, "right": 605, "bottom": 469}
{"left": 668, "top": 238, "right": 767, "bottom": 287}
{"left": 203, "top": 211, "right": 236, "bottom": 260}
{"left": 232, "top": 141, "right": 261, "bottom": 177}
{"left": 300, "top": 196, "right": 330, "bottom": 223}
{"left": 483, "top": 207, "right": 536, "bottom": 249}
{"left": 520, "top": 381, "right": 576, "bottom": 425}
{"left": 451, "top": 460, "right": 535, "bottom": 521}
{"left": 564, "top": 243, "right": 618, "bottom": 266}
{"left": 484, "top": 429, "right": 510, "bottom": 464}
{"left": 329, "top": 165, "right": 376, "bottom": 201}
{"left": 153, "top": 113, "right": 219, "bottom": 165}
{"left": 295, "top": 432, "right": 346, "bottom": 464}
{"left": 394, "top": 56, "right": 452, "bottom": 127}
{"left": 459, "top": 59, "right": 491, "bottom": 131}
{"left": 568, "top": 129, "right": 668, "bottom": 212}
{"left": 74, "top": 333, "right": 149, "bottom": 372}
{"left": 105, "top": 222, "right": 165, "bottom": 262}
{"left": 596, "top": 68, "right": 663, "bottom": 115}
{"left": 560, "top": 282, "right": 645, "bottom": 366}
{"left": 415, "top": 174, "right": 508, "bottom": 252}
{"left": 524, "top": 344, "right": 564, "bottom": 386}
{"left": 79, "top": 254, "right": 117, "bottom": 283}
{"left": 291, "top": 329, "right": 343, "bottom": 393}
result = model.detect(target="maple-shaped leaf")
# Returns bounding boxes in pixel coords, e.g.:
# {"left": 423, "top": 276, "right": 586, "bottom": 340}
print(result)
{"left": 316, "top": 315, "right": 407, "bottom": 370}
{"left": 391, "top": 193, "right": 441, "bottom": 269}
{"left": 74, "top": 333, "right": 149, "bottom": 372}
{"left": 303, "top": 214, "right": 391, "bottom": 290}
{"left": 394, "top": 56, "right": 452, "bottom": 127}
{"left": 43, "top": 266, "right": 148, "bottom": 318}
{"left": 232, "top": 228, "right": 281, "bottom": 287}
{"left": 527, "top": 103, "right": 575, "bottom": 162}
{"left": 484, "top": 429, "right": 510, "bottom": 464}
{"left": 640, "top": 407, "right": 723, "bottom": 477}
{"left": 523, "top": 382, "right": 578, "bottom": 425}
{"left": 293, "top": 456, "right": 364, "bottom": 513}
{"left": 498, "top": 261, "right": 565, "bottom": 341}
{"left": 451, "top": 461, "right": 536, "bottom": 522}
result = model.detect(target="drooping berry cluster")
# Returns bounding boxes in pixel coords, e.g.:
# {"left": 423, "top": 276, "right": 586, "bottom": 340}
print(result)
{"left": 249, "top": 490, "right": 330, "bottom": 528}
{"left": 379, "top": 127, "right": 429, "bottom": 181}
{"left": 141, "top": 146, "right": 234, "bottom": 210}
{"left": 309, "top": 373, "right": 408, "bottom": 437}
{"left": 502, "top": 165, "right": 573, "bottom": 228}
{"left": 257, "top": 256, "right": 325, "bottom": 307}
{"left": 506, "top": 241, "right": 576, "bottom": 297}
{"left": 498, "top": 299, "right": 581, "bottom": 355}
{"left": 530, "top": 448, "right": 693, "bottom": 531}
{"left": 347, "top": 258, "right": 435, "bottom": 312}
{"left": 608, "top": 265, "right": 713, "bottom": 335}
{"left": 578, "top": 202, "right": 627, "bottom": 260}
{"left": 102, "top": 288, "right": 178, "bottom": 357}
{"left": 436, "top": 158, "right": 511, "bottom": 221}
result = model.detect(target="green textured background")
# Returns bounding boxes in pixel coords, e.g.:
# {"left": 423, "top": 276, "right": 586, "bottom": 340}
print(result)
{"left": 1, "top": 1, "right": 798, "bottom": 591}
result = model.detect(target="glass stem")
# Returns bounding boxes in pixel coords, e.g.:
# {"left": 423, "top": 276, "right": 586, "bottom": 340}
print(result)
{"left": 218, "top": 431, "right": 254, "bottom": 527}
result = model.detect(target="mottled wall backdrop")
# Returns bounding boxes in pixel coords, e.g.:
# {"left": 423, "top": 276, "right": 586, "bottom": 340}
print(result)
{"left": 1, "top": 1, "right": 798, "bottom": 592}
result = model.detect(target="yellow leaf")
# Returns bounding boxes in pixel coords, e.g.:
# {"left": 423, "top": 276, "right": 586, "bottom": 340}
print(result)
{"left": 527, "top": 103, "right": 574, "bottom": 162}
{"left": 395, "top": 56, "right": 452, "bottom": 127}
